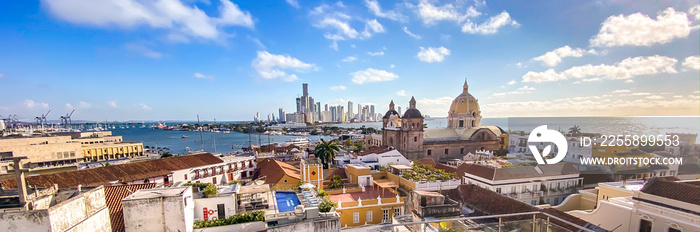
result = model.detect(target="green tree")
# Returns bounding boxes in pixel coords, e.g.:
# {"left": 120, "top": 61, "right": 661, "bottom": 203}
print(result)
{"left": 204, "top": 184, "right": 218, "bottom": 197}
{"left": 568, "top": 125, "right": 582, "bottom": 136}
{"left": 328, "top": 175, "right": 344, "bottom": 189}
{"left": 315, "top": 139, "right": 340, "bottom": 169}
{"left": 318, "top": 197, "right": 337, "bottom": 212}
{"left": 160, "top": 152, "right": 173, "bottom": 158}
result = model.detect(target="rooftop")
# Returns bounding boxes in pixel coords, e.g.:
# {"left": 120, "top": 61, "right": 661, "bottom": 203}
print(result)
{"left": 104, "top": 183, "right": 157, "bottom": 232}
{"left": 461, "top": 162, "right": 579, "bottom": 181}
{"left": 640, "top": 177, "right": 700, "bottom": 206}
{"left": 123, "top": 186, "right": 190, "bottom": 200}
{"left": 328, "top": 187, "right": 396, "bottom": 203}
{"left": 599, "top": 179, "right": 647, "bottom": 191}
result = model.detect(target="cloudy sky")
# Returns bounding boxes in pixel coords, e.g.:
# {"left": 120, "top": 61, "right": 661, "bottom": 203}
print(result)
{"left": 0, "top": 0, "right": 698, "bottom": 121}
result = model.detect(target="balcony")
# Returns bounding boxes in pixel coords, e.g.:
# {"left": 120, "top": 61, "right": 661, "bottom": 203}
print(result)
{"left": 416, "top": 198, "right": 461, "bottom": 218}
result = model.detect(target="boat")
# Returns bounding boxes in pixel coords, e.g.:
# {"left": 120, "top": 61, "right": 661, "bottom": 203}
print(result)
{"left": 182, "top": 135, "right": 188, "bottom": 139}
{"left": 286, "top": 137, "right": 310, "bottom": 146}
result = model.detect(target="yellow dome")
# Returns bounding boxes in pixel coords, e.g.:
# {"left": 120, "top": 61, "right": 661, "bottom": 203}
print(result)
{"left": 448, "top": 80, "right": 479, "bottom": 115}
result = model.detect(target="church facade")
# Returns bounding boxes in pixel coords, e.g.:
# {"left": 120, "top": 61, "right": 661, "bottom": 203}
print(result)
{"left": 382, "top": 80, "right": 508, "bottom": 161}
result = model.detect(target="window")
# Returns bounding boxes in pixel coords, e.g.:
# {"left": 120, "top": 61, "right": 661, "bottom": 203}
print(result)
{"left": 670, "top": 171, "right": 676, "bottom": 176}
{"left": 496, "top": 188, "right": 502, "bottom": 193}
{"left": 669, "top": 228, "right": 681, "bottom": 232}
{"left": 444, "top": 149, "right": 448, "bottom": 154}
{"left": 639, "top": 219, "right": 652, "bottom": 232}
{"left": 427, "top": 150, "right": 432, "bottom": 156}
{"left": 511, "top": 186, "right": 516, "bottom": 193}
{"left": 394, "top": 208, "right": 400, "bottom": 216}
{"left": 184, "top": 174, "right": 188, "bottom": 180}
{"left": 353, "top": 212, "right": 359, "bottom": 223}
{"left": 414, "top": 137, "right": 417, "bottom": 142}
{"left": 213, "top": 177, "right": 217, "bottom": 184}
{"left": 660, "top": 171, "right": 666, "bottom": 176}
{"left": 217, "top": 204, "right": 225, "bottom": 219}
{"left": 366, "top": 210, "right": 372, "bottom": 222}
{"left": 382, "top": 209, "right": 389, "bottom": 223}
{"left": 459, "top": 120, "right": 464, "bottom": 127}
{"left": 284, "top": 179, "right": 288, "bottom": 183}
{"left": 531, "top": 200, "right": 537, "bottom": 205}
{"left": 460, "top": 148, "right": 464, "bottom": 154}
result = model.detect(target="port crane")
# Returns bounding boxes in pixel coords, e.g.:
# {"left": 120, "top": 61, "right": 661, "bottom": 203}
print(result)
{"left": 35, "top": 110, "right": 51, "bottom": 132}
{"left": 60, "top": 109, "right": 75, "bottom": 128}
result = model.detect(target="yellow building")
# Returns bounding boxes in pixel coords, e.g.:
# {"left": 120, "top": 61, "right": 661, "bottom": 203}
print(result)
{"left": 255, "top": 159, "right": 301, "bottom": 190}
{"left": 300, "top": 159, "right": 324, "bottom": 190}
{"left": 0, "top": 131, "right": 144, "bottom": 173}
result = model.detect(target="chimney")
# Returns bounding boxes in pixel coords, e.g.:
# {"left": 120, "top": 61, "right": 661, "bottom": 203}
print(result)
{"left": 12, "top": 156, "right": 28, "bottom": 210}
{"left": 78, "top": 184, "right": 82, "bottom": 192}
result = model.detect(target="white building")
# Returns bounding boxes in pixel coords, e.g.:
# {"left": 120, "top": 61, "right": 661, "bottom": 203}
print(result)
{"left": 346, "top": 147, "right": 411, "bottom": 171}
{"left": 508, "top": 134, "right": 592, "bottom": 164}
{"left": 122, "top": 186, "right": 195, "bottom": 232}
{"left": 568, "top": 178, "right": 699, "bottom": 232}
{"left": 172, "top": 153, "right": 257, "bottom": 186}
{"left": 461, "top": 162, "right": 583, "bottom": 206}
{"left": 193, "top": 184, "right": 239, "bottom": 221}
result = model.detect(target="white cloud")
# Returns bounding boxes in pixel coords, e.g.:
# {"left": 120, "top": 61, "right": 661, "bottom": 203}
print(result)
{"left": 402, "top": 26, "right": 421, "bottom": 39}
{"left": 342, "top": 56, "right": 357, "bottom": 62}
{"left": 125, "top": 43, "right": 162, "bottom": 58}
{"left": 482, "top": 93, "right": 700, "bottom": 117}
{"left": 139, "top": 103, "right": 152, "bottom": 110}
{"left": 194, "top": 72, "right": 214, "bottom": 80}
{"left": 286, "top": 0, "right": 300, "bottom": 9}
{"left": 252, "top": 51, "right": 318, "bottom": 82}
{"left": 416, "top": 46, "right": 451, "bottom": 63}
{"left": 415, "top": 96, "right": 454, "bottom": 116}
{"left": 350, "top": 68, "right": 398, "bottom": 84}
{"left": 24, "top": 100, "right": 49, "bottom": 109}
{"left": 682, "top": 56, "right": 700, "bottom": 70}
{"left": 367, "top": 51, "right": 384, "bottom": 56}
{"left": 246, "top": 35, "right": 266, "bottom": 49}
{"left": 590, "top": 7, "right": 696, "bottom": 47}
{"left": 364, "top": 0, "right": 407, "bottom": 22}
{"left": 311, "top": 3, "right": 384, "bottom": 50}
{"left": 78, "top": 101, "right": 92, "bottom": 108}
{"left": 612, "top": 89, "right": 631, "bottom": 93}
{"left": 330, "top": 85, "right": 346, "bottom": 90}
{"left": 492, "top": 86, "right": 535, "bottom": 97}
{"left": 690, "top": 5, "right": 699, "bottom": 20}
{"left": 396, "top": 90, "right": 407, "bottom": 96}
{"left": 416, "top": 0, "right": 460, "bottom": 24}
{"left": 645, "top": 95, "right": 664, "bottom": 100}
{"left": 65, "top": 103, "right": 73, "bottom": 109}
{"left": 108, "top": 101, "right": 118, "bottom": 108}
{"left": 43, "top": 0, "right": 254, "bottom": 41}
{"left": 461, "top": 12, "right": 519, "bottom": 35}
{"left": 389, "top": 64, "right": 395, "bottom": 68}
{"left": 523, "top": 55, "right": 677, "bottom": 83}
{"left": 507, "top": 80, "right": 517, "bottom": 85}
{"left": 515, "top": 62, "right": 525, "bottom": 68}
{"left": 532, "top": 46, "right": 595, "bottom": 67}
{"left": 361, "top": 19, "right": 385, "bottom": 39}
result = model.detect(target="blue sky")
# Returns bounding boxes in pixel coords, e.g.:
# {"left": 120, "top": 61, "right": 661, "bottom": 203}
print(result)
{"left": 0, "top": 0, "right": 698, "bottom": 121}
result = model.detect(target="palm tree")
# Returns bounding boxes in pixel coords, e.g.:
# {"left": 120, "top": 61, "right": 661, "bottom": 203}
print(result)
{"left": 568, "top": 125, "right": 582, "bottom": 136}
{"left": 315, "top": 139, "right": 340, "bottom": 169}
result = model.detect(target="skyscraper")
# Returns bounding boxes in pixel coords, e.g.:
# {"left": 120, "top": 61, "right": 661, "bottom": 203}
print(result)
{"left": 348, "top": 101, "right": 354, "bottom": 121}
{"left": 279, "top": 108, "right": 286, "bottom": 122}
{"left": 370, "top": 105, "right": 375, "bottom": 121}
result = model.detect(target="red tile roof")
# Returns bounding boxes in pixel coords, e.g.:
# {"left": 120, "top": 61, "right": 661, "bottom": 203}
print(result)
{"left": 255, "top": 159, "right": 301, "bottom": 186}
{"left": 459, "top": 163, "right": 578, "bottom": 181}
{"left": 0, "top": 153, "right": 223, "bottom": 189}
{"left": 640, "top": 177, "right": 700, "bottom": 206}
{"left": 105, "top": 183, "right": 156, "bottom": 232}
{"left": 442, "top": 184, "right": 602, "bottom": 231}
{"left": 354, "top": 146, "right": 389, "bottom": 157}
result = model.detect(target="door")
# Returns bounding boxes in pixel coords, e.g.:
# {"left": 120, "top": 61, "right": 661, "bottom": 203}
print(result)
{"left": 217, "top": 204, "right": 225, "bottom": 219}
{"left": 366, "top": 177, "right": 371, "bottom": 187}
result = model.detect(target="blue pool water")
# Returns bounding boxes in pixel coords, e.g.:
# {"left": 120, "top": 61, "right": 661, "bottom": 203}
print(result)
{"left": 275, "top": 192, "right": 301, "bottom": 213}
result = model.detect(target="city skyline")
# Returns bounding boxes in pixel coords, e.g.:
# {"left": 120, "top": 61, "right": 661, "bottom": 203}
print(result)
{"left": 0, "top": 1, "right": 699, "bottom": 121}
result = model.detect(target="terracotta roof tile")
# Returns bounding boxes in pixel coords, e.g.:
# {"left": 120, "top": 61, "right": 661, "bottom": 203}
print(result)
{"left": 0, "top": 153, "right": 223, "bottom": 189}
{"left": 459, "top": 163, "right": 578, "bottom": 181}
{"left": 255, "top": 159, "right": 300, "bottom": 186}
{"left": 640, "top": 177, "right": 700, "bottom": 206}
{"left": 105, "top": 183, "right": 156, "bottom": 232}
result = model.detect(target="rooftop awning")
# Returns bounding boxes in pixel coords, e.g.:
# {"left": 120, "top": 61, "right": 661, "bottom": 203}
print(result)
{"left": 238, "top": 184, "right": 270, "bottom": 194}
{"left": 373, "top": 179, "right": 398, "bottom": 189}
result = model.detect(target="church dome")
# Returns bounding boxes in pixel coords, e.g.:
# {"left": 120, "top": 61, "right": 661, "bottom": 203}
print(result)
{"left": 383, "top": 100, "right": 400, "bottom": 119}
{"left": 402, "top": 96, "right": 423, "bottom": 119}
{"left": 449, "top": 80, "right": 480, "bottom": 115}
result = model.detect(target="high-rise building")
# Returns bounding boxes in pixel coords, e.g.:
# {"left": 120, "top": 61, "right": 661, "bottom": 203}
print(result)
{"left": 303, "top": 83, "right": 309, "bottom": 96}
{"left": 279, "top": 108, "right": 286, "bottom": 122}
{"left": 347, "top": 101, "right": 354, "bottom": 121}
{"left": 370, "top": 105, "right": 375, "bottom": 121}
{"left": 398, "top": 106, "right": 402, "bottom": 116}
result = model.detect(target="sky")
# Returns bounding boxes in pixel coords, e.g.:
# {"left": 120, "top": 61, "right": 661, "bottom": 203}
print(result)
{"left": 0, "top": 0, "right": 698, "bottom": 121}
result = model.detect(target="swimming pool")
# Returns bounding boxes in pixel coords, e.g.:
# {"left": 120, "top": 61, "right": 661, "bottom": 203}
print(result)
{"left": 275, "top": 191, "right": 301, "bottom": 213}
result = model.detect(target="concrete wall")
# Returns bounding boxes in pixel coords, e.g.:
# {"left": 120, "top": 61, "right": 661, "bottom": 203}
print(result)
{"left": 122, "top": 188, "right": 194, "bottom": 232}
{"left": 0, "top": 186, "right": 111, "bottom": 232}
{"left": 268, "top": 217, "right": 340, "bottom": 232}
{"left": 568, "top": 200, "right": 632, "bottom": 232}
{"left": 194, "top": 195, "right": 236, "bottom": 221}
{"left": 193, "top": 221, "right": 265, "bottom": 232}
